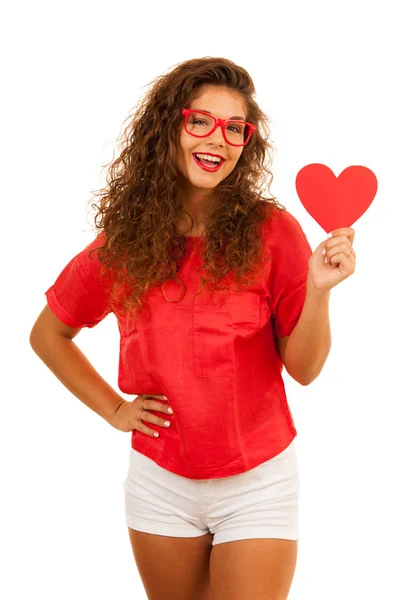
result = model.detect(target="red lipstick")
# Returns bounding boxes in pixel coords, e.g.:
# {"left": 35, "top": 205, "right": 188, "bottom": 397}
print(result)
{"left": 192, "top": 154, "right": 225, "bottom": 172}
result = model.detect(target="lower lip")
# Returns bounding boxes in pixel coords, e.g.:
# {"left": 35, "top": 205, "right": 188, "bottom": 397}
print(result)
{"left": 192, "top": 154, "right": 224, "bottom": 172}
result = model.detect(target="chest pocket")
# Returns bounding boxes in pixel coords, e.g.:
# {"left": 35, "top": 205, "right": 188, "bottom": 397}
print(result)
{"left": 193, "top": 291, "right": 261, "bottom": 378}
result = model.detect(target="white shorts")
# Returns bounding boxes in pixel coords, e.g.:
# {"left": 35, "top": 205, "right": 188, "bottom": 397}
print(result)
{"left": 123, "top": 439, "right": 300, "bottom": 546}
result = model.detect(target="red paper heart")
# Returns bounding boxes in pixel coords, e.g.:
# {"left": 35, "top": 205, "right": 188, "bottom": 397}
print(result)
{"left": 295, "top": 164, "right": 377, "bottom": 233}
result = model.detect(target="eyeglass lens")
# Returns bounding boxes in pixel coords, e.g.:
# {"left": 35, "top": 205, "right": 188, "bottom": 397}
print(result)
{"left": 185, "top": 112, "right": 250, "bottom": 146}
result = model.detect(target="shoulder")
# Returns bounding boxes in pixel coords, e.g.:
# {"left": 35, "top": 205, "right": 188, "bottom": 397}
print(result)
{"left": 260, "top": 204, "right": 304, "bottom": 235}
{"left": 79, "top": 231, "right": 108, "bottom": 274}
{"left": 259, "top": 205, "right": 309, "bottom": 249}
{"left": 83, "top": 230, "right": 107, "bottom": 255}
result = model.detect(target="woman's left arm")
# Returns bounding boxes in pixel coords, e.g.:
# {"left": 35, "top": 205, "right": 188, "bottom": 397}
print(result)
{"left": 284, "top": 227, "right": 356, "bottom": 385}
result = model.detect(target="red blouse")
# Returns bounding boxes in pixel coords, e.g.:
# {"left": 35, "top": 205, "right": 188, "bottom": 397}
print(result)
{"left": 45, "top": 207, "right": 312, "bottom": 479}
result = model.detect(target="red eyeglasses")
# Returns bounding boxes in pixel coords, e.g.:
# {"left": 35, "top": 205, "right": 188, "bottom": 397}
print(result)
{"left": 181, "top": 109, "right": 257, "bottom": 147}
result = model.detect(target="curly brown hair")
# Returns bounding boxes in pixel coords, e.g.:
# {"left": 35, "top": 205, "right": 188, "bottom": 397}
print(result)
{"left": 86, "top": 56, "right": 286, "bottom": 319}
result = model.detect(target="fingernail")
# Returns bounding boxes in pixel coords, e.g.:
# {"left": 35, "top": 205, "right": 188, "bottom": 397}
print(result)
{"left": 164, "top": 421, "right": 171, "bottom": 427}
{"left": 167, "top": 407, "right": 173, "bottom": 414}
{"left": 162, "top": 395, "right": 168, "bottom": 400}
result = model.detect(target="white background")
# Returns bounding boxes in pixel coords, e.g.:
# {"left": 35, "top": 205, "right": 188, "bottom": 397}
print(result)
{"left": 2, "top": 0, "right": 399, "bottom": 598}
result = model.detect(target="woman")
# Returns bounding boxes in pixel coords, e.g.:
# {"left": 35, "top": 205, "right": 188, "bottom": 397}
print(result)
{"left": 30, "top": 57, "right": 356, "bottom": 600}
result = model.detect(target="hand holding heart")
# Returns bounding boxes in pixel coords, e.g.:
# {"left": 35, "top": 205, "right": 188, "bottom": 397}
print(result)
{"left": 295, "top": 162, "right": 377, "bottom": 294}
{"left": 307, "top": 228, "right": 356, "bottom": 294}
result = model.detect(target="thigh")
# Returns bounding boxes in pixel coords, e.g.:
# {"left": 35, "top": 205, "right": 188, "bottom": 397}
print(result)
{"left": 208, "top": 440, "right": 300, "bottom": 546}
{"left": 209, "top": 538, "right": 298, "bottom": 600}
{"left": 128, "top": 527, "right": 213, "bottom": 600}
{"left": 124, "top": 449, "right": 210, "bottom": 538}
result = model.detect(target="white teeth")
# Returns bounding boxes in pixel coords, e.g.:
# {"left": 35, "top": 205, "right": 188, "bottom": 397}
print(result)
{"left": 194, "top": 153, "right": 222, "bottom": 164}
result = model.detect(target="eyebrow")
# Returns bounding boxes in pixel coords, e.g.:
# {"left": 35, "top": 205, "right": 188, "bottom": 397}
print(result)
{"left": 193, "top": 108, "right": 246, "bottom": 121}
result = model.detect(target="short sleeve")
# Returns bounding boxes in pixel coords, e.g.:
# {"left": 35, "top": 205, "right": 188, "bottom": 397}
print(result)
{"left": 45, "top": 233, "right": 112, "bottom": 329}
{"left": 264, "top": 209, "right": 313, "bottom": 337}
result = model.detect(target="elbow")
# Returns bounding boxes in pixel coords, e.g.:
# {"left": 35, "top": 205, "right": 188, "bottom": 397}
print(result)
{"left": 29, "top": 327, "right": 39, "bottom": 352}
{"left": 292, "top": 372, "right": 312, "bottom": 386}
{"left": 285, "top": 345, "right": 331, "bottom": 386}
{"left": 289, "top": 366, "right": 321, "bottom": 386}
{"left": 286, "top": 363, "right": 316, "bottom": 386}
{"left": 288, "top": 370, "right": 313, "bottom": 386}
{"left": 30, "top": 323, "right": 46, "bottom": 353}
{"left": 299, "top": 367, "right": 324, "bottom": 386}
{"left": 299, "top": 374, "right": 315, "bottom": 386}
{"left": 297, "top": 350, "right": 331, "bottom": 386}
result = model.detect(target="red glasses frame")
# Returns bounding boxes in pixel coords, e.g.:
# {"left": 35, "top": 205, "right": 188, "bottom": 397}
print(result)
{"left": 181, "top": 108, "right": 257, "bottom": 147}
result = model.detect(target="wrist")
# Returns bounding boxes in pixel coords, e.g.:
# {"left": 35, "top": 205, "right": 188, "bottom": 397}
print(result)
{"left": 105, "top": 398, "right": 127, "bottom": 426}
{"left": 306, "top": 276, "right": 331, "bottom": 298}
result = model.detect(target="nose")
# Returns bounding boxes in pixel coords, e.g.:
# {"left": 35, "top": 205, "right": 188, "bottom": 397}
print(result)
{"left": 207, "top": 123, "right": 226, "bottom": 146}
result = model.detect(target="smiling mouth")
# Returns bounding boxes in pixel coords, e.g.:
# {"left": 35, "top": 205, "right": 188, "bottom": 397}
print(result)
{"left": 192, "top": 154, "right": 225, "bottom": 172}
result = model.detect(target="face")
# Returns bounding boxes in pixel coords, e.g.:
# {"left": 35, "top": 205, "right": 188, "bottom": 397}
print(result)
{"left": 176, "top": 85, "right": 247, "bottom": 204}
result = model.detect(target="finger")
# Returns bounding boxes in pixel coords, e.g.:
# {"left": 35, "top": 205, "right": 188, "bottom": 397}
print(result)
{"left": 141, "top": 407, "right": 172, "bottom": 428}
{"left": 140, "top": 393, "right": 169, "bottom": 406}
{"left": 135, "top": 420, "right": 161, "bottom": 438}
{"left": 348, "top": 249, "right": 356, "bottom": 262}
{"left": 329, "top": 251, "right": 356, "bottom": 270}
{"left": 327, "top": 244, "right": 353, "bottom": 262}
{"left": 329, "top": 227, "right": 355, "bottom": 239}
{"left": 328, "top": 231, "right": 355, "bottom": 248}
{"left": 325, "top": 237, "right": 352, "bottom": 253}
{"left": 142, "top": 394, "right": 170, "bottom": 408}
{"left": 329, "top": 252, "right": 346, "bottom": 264}
{"left": 326, "top": 245, "right": 347, "bottom": 263}
{"left": 326, "top": 244, "right": 354, "bottom": 264}
{"left": 142, "top": 397, "right": 173, "bottom": 415}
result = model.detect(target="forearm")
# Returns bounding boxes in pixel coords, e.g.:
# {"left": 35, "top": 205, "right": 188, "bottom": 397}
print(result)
{"left": 285, "top": 277, "right": 332, "bottom": 385}
{"left": 30, "top": 333, "right": 125, "bottom": 424}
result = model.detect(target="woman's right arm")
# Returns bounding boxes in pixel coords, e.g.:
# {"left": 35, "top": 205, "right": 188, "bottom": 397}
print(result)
{"left": 29, "top": 305, "right": 126, "bottom": 425}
